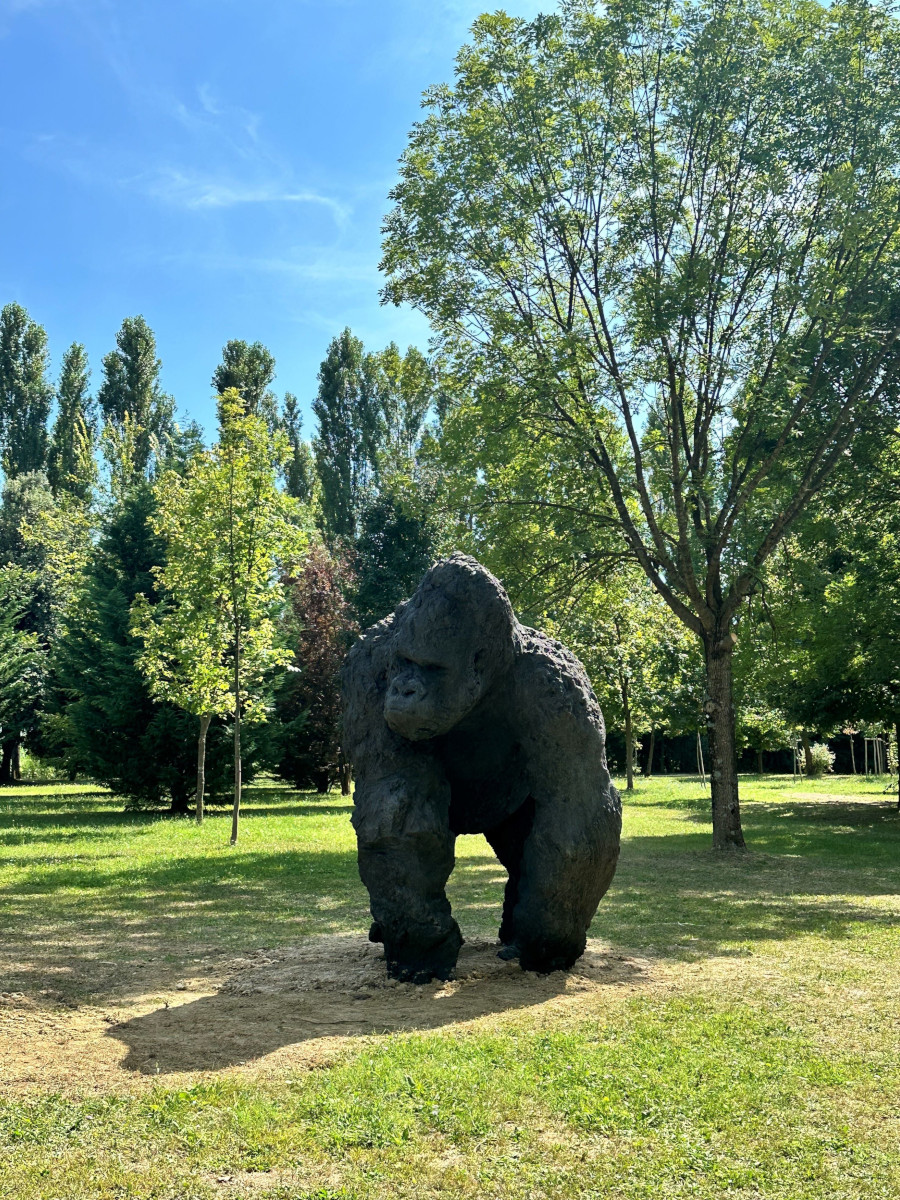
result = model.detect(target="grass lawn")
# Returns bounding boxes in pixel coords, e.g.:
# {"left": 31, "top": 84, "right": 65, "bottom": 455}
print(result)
{"left": 1, "top": 773, "right": 899, "bottom": 1198}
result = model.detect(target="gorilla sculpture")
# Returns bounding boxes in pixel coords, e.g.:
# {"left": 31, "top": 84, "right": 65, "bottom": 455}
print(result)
{"left": 342, "top": 554, "right": 621, "bottom": 982}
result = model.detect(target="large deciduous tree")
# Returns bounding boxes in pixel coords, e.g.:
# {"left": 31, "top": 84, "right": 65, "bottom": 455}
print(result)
{"left": 382, "top": 0, "right": 900, "bottom": 849}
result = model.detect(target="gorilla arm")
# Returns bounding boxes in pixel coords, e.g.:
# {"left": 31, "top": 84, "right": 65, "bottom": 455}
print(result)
{"left": 508, "top": 635, "right": 622, "bottom": 973}
{"left": 342, "top": 622, "right": 463, "bottom": 982}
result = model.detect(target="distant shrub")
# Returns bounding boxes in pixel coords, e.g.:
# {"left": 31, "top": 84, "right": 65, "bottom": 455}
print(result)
{"left": 805, "top": 743, "right": 835, "bottom": 778}
{"left": 19, "top": 750, "right": 69, "bottom": 784}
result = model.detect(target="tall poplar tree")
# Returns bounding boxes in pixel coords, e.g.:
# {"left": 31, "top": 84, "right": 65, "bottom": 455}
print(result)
{"left": 212, "top": 339, "right": 278, "bottom": 425}
{"left": 0, "top": 303, "right": 53, "bottom": 479}
{"left": 312, "top": 328, "right": 380, "bottom": 542}
{"left": 281, "top": 392, "right": 315, "bottom": 503}
{"left": 98, "top": 316, "right": 175, "bottom": 485}
{"left": 47, "top": 343, "right": 97, "bottom": 502}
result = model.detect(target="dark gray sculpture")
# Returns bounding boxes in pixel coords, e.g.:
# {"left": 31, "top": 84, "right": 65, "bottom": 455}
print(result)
{"left": 342, "top": 554, "right": 621, "bottom": 982}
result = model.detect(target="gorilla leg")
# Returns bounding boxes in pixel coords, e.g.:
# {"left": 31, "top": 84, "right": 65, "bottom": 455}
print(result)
{"left": 353, "top": 770, "right": 462, "bottom": 982}
{"left": 484, "top": 796, "right": 535, "bottom": 946}
{"left": 511, "top": 783, "right": 621, "bottom": 973}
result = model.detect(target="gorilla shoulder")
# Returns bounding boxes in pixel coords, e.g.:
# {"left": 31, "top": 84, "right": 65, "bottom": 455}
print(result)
{"left": 513, "top": 626, "right": 605, "bottom": 743}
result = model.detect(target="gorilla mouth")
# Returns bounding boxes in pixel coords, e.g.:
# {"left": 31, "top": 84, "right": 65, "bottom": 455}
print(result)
{"left": 384, "top": 709, "right": 441, "bottom": 740}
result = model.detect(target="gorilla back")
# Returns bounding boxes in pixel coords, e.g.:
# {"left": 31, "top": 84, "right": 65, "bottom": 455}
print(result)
{"left": 342, "top": 553, "right": 621, "bottom": 981}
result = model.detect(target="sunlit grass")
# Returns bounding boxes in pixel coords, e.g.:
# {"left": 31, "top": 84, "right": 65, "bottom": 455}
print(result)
{"left": 2, "top": 773, "right": 899, "bottom": 1198}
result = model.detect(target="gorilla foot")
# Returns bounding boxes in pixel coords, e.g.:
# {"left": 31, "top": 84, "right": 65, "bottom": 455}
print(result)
{"left": 384, "top": 925, "right": 463, "bottom": 984}
{"left": 497, "top": 943, "right": 520, "bottom": 961}
{"left": 368, "top": 921, "right": 383, "bottom": 943}
{"left": 518, "top": 939, "right": 584, "bottom": 975}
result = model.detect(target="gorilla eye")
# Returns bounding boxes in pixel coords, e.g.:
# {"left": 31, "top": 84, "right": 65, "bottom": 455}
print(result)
{"left": 397, "top": 653, "right": 444, "bottom": 672}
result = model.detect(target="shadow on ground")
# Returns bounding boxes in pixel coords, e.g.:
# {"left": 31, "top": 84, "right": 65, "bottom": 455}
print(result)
{"left": 107, "top": 935, "right": 648, "bottom": 1075}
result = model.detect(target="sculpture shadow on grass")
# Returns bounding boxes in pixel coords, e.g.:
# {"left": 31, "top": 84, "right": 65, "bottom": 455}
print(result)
{"left": 108, "top": 934, "right": 649, "bottom": 1076}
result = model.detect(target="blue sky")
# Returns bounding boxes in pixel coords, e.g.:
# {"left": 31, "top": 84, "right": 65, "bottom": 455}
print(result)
{"left": 0, "top": 0, "right": 545, "bottom": 435}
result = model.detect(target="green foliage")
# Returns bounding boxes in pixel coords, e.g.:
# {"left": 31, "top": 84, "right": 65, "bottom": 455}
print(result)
{"left": 353, "top": 481, "right": 449, "bottom": 628}
{"left": 50, "top": 486, "right": 233, "bottom": 810}
{"left": 133, "top": 391, "right": 307, "bottom": 727}
{"left": 0, "top": 568, "right": 44, "bottom": 751}
{"left": 804, "top": 742, "right": 836, "bottom": 778}
{"left": 0, "top": 302, "right": 53, "bottom": 478}
{"left": 46, "top": 343, "right": 97, "bottom": 502}
{"left": 382, "top": 0, "right": 900, "bottom": 838}
{"left": 313, "top": 328, "right": 381, "bottom": 543}
{"left": 212, "top": 339, "right": 278, "bottom": 425}
{"left": 282, "top": 391, "right": 315, "bottom": 503}
{"left": 98, "top": 315, "right": 175, "bottom": 487}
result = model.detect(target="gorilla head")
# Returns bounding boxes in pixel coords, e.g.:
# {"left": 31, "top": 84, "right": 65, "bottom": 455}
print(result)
{"left": 383, "top": 554, "right": 520, "bottom": 741}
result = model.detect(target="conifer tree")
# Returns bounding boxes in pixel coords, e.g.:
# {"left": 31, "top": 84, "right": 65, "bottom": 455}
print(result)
{"left": 0, "top": 567, "right": 43, "bottom": 781}
{"left": 47, "top": 343, "right": 97, "bottom": 502}
{"left": 51, "top": 486, "right": 232, "bottom": 811}
{"left": 98, "top": 316, "right": 174, "bottom": 485}
{"left": 0, "top": 303, "right": 53, "bottom": 479}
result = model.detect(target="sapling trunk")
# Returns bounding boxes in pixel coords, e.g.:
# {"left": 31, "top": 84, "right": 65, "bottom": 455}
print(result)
{"left": 703, "top": 629, "right": 745, "bottom": 850}
{"left": 643, "top": 729, "right": 655, "bottom": 778}
{"left": 849, "top": 733, "right": 857, "bottom": 775}
{"left": 196, "top": 712, "right": 212, "bottom": 825}
{"left": 623, "top": 680, "right": 634, "bottom": 791}
{"left": 231, "top": 625, "right": 242, "bottom": 846}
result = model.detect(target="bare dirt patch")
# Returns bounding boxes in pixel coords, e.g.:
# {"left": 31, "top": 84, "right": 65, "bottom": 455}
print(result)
{"left": 0, "top": 935, "right": 652, "bottom": 1094}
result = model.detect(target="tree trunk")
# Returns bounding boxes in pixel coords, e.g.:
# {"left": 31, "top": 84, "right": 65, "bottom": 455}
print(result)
{"left": 703, "top": 630, "right": 745, "bottom": 850}
{"left": 642, "top": 729, "right": 655, "bottom": 778}
{"left": 231, "top": 627, "right": 242, "bottom": 846}
{"left": 801, "top": 733, "right": 814, "bottom": 776}
{"left": 339, "top": 752, "right": 352, "bottom": 796}
{"left": 849, "top": 732, "right": 856, "bottom": 775}
{"left": 623, "top": 678, "right": 634, "bottom": 791}
{"left": 757, "top": 748, "right": 764, "bottom": 776}
{"left": 0, "top": 739, "right": 20, "bottom": 783}
{"left": 196, "top": 713, "right": 212, "bottom": 825}
{"left": 895, "top": 723, "right": 899, "bottom": 812}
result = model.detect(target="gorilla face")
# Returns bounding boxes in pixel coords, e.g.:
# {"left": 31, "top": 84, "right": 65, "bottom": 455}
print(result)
{"left": 383, "top": 617, "right": 486, "bottom": 741}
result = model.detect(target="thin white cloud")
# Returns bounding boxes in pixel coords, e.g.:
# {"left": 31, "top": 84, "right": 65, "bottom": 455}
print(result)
{"left": 137, "top": 167, "right": 351, "bottom": 221}
{"left": 159, "top": 249, "right": 380, "bottom": 286}
{"left": 25, "top": 134, "right": 350, "bottom": 224}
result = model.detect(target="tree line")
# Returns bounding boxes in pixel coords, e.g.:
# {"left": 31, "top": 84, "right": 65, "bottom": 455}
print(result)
{"left": 2, "top": 0, "right": 900, "bottom": 854}
{"left": 0, "top": 306, "right": 447, "bottom": 841}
